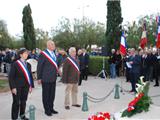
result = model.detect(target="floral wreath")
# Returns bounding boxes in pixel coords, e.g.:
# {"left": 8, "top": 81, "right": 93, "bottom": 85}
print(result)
{"left": 121, "top": 76, "right": 152, "bottom": 117}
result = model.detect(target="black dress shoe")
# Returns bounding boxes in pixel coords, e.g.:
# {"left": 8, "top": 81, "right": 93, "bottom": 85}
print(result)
{"left": 129, "top": 90, "right": 134, "bottom": 92}
{"left": 20, "top": 116, "right": 29, "bottom": 120}
{"left": 51, "top": 109, "right": 58, "bottom": 114}
{"left": 24, "top": 118, "right": 29, "bottom": 120}
{"left": 65, "top": 106, "right": 70, "bottom": 110}
{"left": 45, "top": 112, "right": 52, "bottom": 116}
{"left": 72, "top": 104, "right": 81, "bottom": 107}
{"left": 154, "top": 84, "right": 159, "bottom": 87}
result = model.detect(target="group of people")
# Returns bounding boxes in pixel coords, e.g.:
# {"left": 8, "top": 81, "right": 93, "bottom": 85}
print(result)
{"left": 8, "top": 40, "right": 89, "bottom": 120}
{"left": 125, "top": 47, "right": 160, "bottom": 93}
{"left": 108, "top": 47, "right": 160, "bottom": 93}
{"left": 0, "top": 48, "right": 39, "bottom": 76}
{"left": 6, "top": 39, "right": 160, "bottom": 119}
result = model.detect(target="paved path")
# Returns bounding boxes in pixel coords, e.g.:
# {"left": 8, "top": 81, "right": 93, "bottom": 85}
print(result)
{"left": 0, "top": 76, "right": 160, "bottom": 120}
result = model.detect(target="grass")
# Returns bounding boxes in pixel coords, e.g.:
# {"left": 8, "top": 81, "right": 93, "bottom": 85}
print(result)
{"left": 0, "top": 80, "right": 9, "bottom": 92}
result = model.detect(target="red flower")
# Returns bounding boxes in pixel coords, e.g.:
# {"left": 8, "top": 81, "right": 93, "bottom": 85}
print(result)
{"left": 98, "top": 116, "right": 105, "bottom": 120}
{"left": 128, "top": 100, "right": 136, "bottom": 107}
{"left": 88, "top": 115, "right": 98, "bottom": 120}
{"left": 88, "top": 112, "right": 111, "bottom": 120}
{"left": 88, "top": 112, "right": 110, "bottom": 120}
{"left": 138, "top": 93, "right": 144, "bottom": 99}
{"left": 128, "top": 106, "right": 135, "bottom": 112}
{"left": 127, "top": 92, "right": 145, "bottom": 112}
{"left": 134, "top": 97, "right": 139, "bottom": 103}
{"left": 103, "top": 112, "right": 110, "bottom": 119}
{"left": 99, "top": 112, "right": 103, "bottom": 115}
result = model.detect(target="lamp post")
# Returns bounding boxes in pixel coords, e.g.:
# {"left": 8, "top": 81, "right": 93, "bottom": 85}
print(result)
{"left": 82, "top": 4, "right": 89, "bottom": 24}
{"left": 78, "top": 4, "right": 89, "bottom": 25}
{"left": 78, "top": 4, "right": 89, "bottom": 47}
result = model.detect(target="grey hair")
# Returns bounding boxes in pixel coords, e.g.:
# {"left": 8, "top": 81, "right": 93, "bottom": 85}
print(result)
{"left": 69, "top": 47, "right": 76, "bottom": 54}
{"left": 47, "top": 40, "right": 54, "bottom": 47}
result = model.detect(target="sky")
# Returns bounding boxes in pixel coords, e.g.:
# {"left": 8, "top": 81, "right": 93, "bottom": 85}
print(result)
{"left": 0, "top": 0, "right": 160, "bottom": 37}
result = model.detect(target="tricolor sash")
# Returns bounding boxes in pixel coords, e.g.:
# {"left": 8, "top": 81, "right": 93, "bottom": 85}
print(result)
{"left": 67, "top": 56, "right": 80, "bottom": 74}
{"left": 16, "top": 60, "right": 33, "bottom": 88}
{"left": 41, "top": 50, "right": 58, "bottom": 72}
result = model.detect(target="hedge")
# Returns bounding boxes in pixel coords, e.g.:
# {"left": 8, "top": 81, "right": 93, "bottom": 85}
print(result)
{"left": 88, "top": 56, "right": 109, "bottom": 76}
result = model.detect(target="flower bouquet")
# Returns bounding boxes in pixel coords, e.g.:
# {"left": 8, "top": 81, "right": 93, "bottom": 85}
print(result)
{"left": 121, "top": 76, "right": 152, "bottom": 117}
{"left": 88, "top": 112, "right": 111, "bottom": 120}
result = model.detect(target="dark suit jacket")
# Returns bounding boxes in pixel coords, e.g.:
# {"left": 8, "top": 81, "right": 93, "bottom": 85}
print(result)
{"left": 130, "top": 55, "right": 142, "bottom": 74}
{"left": 62, "top": 57, "right": 80, "bottom": 84}
{"left": 83, "top": 53, "right": 89, "bottom": 66}
{"left": 9, "top": 61, "right": 34, "bottom": 89}
{"left": 37, "top": 52, "right": 57, "bottom": 83}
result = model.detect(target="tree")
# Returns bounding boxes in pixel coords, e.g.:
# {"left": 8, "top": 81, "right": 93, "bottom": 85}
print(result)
{"left": 125, "top": 21, "right": 141, "bottom": 48}
{"left": 35, "top": 28, "right": 49, "bottom": 49}
{"left": 74, "top": 17, "right": 105, "bottom": 50}
{"left": 0, "top": 19, "right": 12, "bottom": 49}
{"left": 106, "top": 0, "right": 123, "bottom": 54}
{"left": 51, "top": 17, "right": 105, "bottom": 50}
{"left": 51, "top": 17, "right": 75, "bottom": 50}
{"left": 22, "top": 4, "right": 36, "bottom": 50}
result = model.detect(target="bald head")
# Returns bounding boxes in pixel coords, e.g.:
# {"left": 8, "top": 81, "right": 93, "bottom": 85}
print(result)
{"left": 47, "top": 40, "right": 55, "bottom": 51}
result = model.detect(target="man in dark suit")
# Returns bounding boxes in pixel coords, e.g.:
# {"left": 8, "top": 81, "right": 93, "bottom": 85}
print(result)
{"left": 37, "top": 40, "right": 58, "bottom": 116}
{"left": 82, "top": 48, "right": 89, "bottom": 80}
{"left": 128, "top": 48, "right": 142, "bottom": 93}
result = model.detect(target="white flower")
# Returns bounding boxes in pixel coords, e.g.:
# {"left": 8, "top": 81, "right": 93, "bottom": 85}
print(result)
{"left": 140, "top": 76, "right": 144, "bottom": 81}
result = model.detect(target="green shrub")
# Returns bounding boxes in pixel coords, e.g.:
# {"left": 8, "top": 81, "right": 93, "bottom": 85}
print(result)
{"left": 88, "top": 56, "right": 109, "bottom": 75}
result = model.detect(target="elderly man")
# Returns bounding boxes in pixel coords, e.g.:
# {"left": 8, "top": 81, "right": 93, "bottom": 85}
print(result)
{"left": 37, "top": 40, "right": 58, "bottom": 116}
{"left": 62, "top": 47, "right": 81, "bottom": 110}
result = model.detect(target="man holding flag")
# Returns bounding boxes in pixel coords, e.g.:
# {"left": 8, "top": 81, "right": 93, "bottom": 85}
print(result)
{"left": 140, "top": 21, "right": 148, "bottom": 49}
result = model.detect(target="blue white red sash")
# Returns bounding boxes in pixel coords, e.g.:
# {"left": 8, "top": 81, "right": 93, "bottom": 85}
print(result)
{"left": 41, "top": 50, "right": 58, "bottom": 72}
{"left": 67, "top": 56, "right": 80, "bottom": 74}
{"left": 16, "top": 60, "right": 33, "bottom": 88}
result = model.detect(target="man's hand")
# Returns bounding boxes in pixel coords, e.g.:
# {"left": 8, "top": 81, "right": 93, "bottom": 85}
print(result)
{"left": 129, "top": 61, "right": 133, "bottom": 64}
{"left": 11, "top": 88, "right": 17, "bottom": 95}
{"left": 29, "top": 87, "right": 32, "bottom": 93}
{"left": 37, "top": 79, "right": 42, "bottom": 84}
{"left": 59, "top": 71, "right": 62, "bottom": 76}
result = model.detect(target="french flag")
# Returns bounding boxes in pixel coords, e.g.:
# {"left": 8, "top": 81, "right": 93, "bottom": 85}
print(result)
{"left": 140, "top": 21, "right": 147, "bottom": 49}
{"left": 156, "top": 16, "right": 160, "bottom": 48}
{"left": 120, "top": 32, "right": 127, "bottom": 55}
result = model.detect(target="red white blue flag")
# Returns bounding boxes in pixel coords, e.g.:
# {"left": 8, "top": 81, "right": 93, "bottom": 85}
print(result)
{"left": 67, "top": 56, "right": 80, "bottom": 74}
{"left": 41, "top": 50, "right": 58, "bottom": 72}
{"left": 16, "top": 60, "right": 33, "bottom": 88}
{"left": 120, "top": 32, "right": 127, "bottom": 55}
{"left": 140, "top": 21, "right": 147, "bottom": 49}
{"left": 156, "top": 16, "right": 160, "bottom": 48}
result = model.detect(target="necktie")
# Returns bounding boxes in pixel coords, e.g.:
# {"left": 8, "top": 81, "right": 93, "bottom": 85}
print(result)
{"left": 52, "top": 52, "right": 56, "bottom": 61}
{"left": 24, "top": 61, "right": 27, "bottom": 67}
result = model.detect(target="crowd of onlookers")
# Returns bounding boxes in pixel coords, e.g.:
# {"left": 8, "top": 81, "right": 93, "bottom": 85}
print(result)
{"left": 0, "top": 48, "right": 89, "bottom": 81}
{"left": 0, "top": 48, "right": 39, "bottom": 76}
{"left": 108, "top": 47, "right": 160, "bottom": 93}
{"left": 1, "top": 45, "right": 160, "bottom": 120}
{"left": 1, "top": 47, "right": 160, "bottom": 89}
